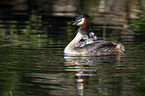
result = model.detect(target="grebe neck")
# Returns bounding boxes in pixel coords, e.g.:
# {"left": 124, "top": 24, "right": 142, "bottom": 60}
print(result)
{"left": 79, "top": 17, "right": 89, "bottom": 34}
{"left": 64, "top": 17, "right": 89, "bottom": 54}
{"left": 64, "top": 31, "right": 83, "bottom": 54}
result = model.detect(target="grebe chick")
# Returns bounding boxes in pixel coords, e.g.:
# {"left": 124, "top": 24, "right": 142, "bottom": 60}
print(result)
{"left": 85, "top": 32, "right": 98, "bottom": 44}
{"left": 64, "top": 15, "right": 125, "bottom": 55}
{"left": 76, "top": 32, "right": 97, "bottom": 47}
{"left": 89, "top": 32, "right": 97, "bottom": 41}
{"left": 76, "top": 35, "right": 88, "bottom": 47}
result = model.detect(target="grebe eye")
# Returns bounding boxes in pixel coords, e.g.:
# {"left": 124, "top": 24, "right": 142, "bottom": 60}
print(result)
{"left": 78, "top": 18, "right": 82, "bottom": 23}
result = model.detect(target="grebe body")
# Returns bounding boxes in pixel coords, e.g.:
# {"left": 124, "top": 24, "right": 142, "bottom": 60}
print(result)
{"left": 64, "top": 15, "right": 125, "bottom": 55}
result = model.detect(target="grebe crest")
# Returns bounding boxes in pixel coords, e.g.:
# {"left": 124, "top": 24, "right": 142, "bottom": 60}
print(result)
{"left": 73, "top": 14, "right": 86, "bottom": 26}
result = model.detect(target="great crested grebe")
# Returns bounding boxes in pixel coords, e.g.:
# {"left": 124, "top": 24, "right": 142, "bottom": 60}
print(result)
{"left": 64, "top": 14, "right": 125, "bottom": 55}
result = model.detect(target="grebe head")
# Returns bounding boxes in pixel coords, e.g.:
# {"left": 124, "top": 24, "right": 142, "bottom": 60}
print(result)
{"left": 72, "top": 14, "right": 88, "bottom": 26}
{"left": 89, "top": 32, "right": 95, "bottom": 37}
{"left": 82, "top": 34, "right": 88, "bottom": 40}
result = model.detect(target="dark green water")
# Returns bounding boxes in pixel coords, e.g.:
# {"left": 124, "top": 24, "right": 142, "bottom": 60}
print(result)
{"left": 0, "top": 0, "right": 145, "bottom": 96}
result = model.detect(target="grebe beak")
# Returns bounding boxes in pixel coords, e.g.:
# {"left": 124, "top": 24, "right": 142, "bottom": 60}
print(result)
{"left": 72, "top": 21, "right": 77, "bottom": 25}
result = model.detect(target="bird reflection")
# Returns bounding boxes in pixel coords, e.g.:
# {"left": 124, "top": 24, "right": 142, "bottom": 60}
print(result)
{"left": 64, "top": 55, "right": 121, "bottom": 96}
{"left": 64, "top": 56, "right": 95, "bottom": 96}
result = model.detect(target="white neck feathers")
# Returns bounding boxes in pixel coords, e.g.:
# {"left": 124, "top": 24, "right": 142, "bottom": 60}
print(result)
{"left": 64, "top": 32, "right": 82, "bottom": 54}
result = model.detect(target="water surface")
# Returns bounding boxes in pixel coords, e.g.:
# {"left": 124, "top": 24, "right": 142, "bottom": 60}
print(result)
{"left": 0, "top": 0, "right": 145, "bottom": 96}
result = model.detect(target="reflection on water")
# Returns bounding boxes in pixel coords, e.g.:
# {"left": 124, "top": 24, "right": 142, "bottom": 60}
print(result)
{"left": 64, "top": 55, "right": 123, "bottom": 96}
{"left": 0, "top": 0, "right": 145, "bottom": 96}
